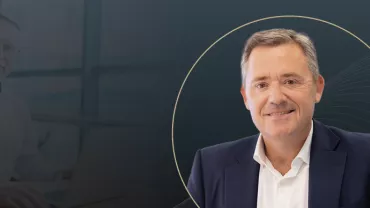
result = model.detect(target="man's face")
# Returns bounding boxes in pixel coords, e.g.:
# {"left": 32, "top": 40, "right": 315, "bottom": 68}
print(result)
{"left": 0, "top": 18, "right": 19, "bottom": 78}
{"left": 240, "top": 43, "right": 325, "bottom": 139}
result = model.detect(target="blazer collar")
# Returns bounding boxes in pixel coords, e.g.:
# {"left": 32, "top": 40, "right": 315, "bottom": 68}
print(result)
{"left": 225, "top": 134, "right": 259, "bottom": 208}
{"left": 308, "top": 119, "right": 347, "bottom": 208}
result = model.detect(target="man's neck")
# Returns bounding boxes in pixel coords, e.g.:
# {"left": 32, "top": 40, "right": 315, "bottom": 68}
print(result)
{"left": 264, "top": 139, "right": 305, "bottom": 175}
{"left": 262, "top": 123, "right": 312, "bottom": 175}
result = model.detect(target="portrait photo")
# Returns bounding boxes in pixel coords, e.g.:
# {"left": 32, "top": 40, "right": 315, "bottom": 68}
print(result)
{"left": 173, "top": 17, "right": 370, "bottom": 208}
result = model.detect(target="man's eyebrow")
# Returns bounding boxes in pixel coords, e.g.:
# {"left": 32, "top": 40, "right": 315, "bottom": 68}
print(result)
{"left": 281, "top": 73, "right": 304, "bottom": 78}
{"left": 251, "top": 76, "right": 270, "bottom": 83}
{"left": 250, "top": 73, "right": 304, "bottom": 83}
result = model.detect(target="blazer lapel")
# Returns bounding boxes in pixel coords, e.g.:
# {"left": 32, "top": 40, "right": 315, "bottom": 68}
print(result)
{"left": 225, "top": 136, "right": 260, "bottom": 208}
{"left": 309, "top": 120, "right": 347, "bottom": 208}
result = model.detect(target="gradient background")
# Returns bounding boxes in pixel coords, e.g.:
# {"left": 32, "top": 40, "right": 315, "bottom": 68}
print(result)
{"left": 1, "top": 0, "right": 370, "bottom": 207}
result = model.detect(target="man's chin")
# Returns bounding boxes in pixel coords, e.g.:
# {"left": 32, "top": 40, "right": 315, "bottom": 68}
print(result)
{"left": 264, "top": 128, "right": 295, "bottom": 139}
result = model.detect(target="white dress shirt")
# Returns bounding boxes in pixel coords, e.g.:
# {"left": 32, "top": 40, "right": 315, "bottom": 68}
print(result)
{"left": 253, "top": 120, "right": 313, "bottom": 208}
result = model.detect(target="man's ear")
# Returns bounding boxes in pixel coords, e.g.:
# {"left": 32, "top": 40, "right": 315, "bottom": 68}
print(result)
{"left": 315, "top": 75, "right": 325, "bottom": 103}
{"left": 240, "top": 86, "right": 250, "bottom": 110}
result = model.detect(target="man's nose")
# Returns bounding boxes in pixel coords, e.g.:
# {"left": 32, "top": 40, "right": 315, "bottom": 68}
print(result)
{"left": 268, "top": 84, "right": 287, "bottom": 105}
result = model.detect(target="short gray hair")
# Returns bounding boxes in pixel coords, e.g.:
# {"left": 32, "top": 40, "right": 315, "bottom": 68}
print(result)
{"left": 240, "top": 28, "right": 319, "bottom": 86}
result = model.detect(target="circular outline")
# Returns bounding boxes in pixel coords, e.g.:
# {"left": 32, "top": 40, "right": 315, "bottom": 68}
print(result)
{"left": 171, "top": 15, "right": 370, "bottom": 207}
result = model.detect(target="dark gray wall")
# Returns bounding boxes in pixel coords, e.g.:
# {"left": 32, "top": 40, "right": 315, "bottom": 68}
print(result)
{"left": 1, "top": 0, "right": 370, "bottom": 207}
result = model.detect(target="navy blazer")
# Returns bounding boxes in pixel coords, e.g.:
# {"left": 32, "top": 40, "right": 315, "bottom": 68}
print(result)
{"left": 187, "top": 119, "right": 370, "bottom": 208}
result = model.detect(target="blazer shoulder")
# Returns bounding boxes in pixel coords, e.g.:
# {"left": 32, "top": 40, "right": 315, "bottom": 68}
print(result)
{"left": 197, "top": 135, "right": 258, "bottom": 169}
{"left": 328, "top": 125, "right": 370, "bottom": 154}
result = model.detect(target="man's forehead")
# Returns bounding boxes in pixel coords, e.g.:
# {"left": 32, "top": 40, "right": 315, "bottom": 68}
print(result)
{"left": 249, "top": 43, "right": 306, "bottom": 64}
{"left": 247, "top": 44, "right": 309, "bottom": 75}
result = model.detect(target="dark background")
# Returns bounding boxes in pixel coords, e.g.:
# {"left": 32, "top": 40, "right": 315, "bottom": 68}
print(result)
{"left": 1, "top": 0, "right": 370, "bottom": 207}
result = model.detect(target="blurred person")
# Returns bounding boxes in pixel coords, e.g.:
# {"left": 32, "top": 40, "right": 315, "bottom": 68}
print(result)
{"left": 0, "top": 13, "right": 54, "bottom": 207}
{"left": 0, "top": 13, "right": 71, "bottom": 207}
{"left": 0, "top": 13, "right": 36, "bottom": 182}
{"left": 0, "top": 13, "right": 67, "bottom": 182}
{"left": 187, "top": 28, "right": 370, "bottom": 208}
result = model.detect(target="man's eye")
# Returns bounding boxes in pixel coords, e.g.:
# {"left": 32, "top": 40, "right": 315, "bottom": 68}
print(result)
{"left": 284, "top": 79, "right": 298, "bottom": 85}
{"left": 255, "top": 83, "right": 268, "bottom": 89}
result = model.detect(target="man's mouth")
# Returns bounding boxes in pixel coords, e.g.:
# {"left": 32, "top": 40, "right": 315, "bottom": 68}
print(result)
{"left": 265, "top": 110, "right": 295, "bottom": 116}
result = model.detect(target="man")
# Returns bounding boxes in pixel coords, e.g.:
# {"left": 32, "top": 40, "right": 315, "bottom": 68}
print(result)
{"left": 187, "top": 28, "right": 370, "bottom": 208}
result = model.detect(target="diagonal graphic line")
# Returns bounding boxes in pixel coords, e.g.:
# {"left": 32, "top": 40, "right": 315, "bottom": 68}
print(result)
{"left": 315, "top": 112, "right": 370, "bottom": 125}
{"left": 326, "top": 56, "right": 370, "bottom": 87}
{"left": 337, "top": 68, "right": 370, "bottom": 85}
{"left": 319, "top": 105, "right": 370, "bottom": 115}
{"left": 336, "top": 85, "right": 370, "bottom": 92}
{"left": 329, "top": 92, "right": 370, "bottom": 97}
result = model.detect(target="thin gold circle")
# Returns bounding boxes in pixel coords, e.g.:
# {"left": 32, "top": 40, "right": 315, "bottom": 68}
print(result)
{"left": 171, "top": 15, "right": 370, "bottom": 208}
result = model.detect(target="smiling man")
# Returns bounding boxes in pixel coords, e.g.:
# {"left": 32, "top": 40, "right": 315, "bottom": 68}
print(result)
{"left": 186, "top": 29, "right": 370, "bottom": 208}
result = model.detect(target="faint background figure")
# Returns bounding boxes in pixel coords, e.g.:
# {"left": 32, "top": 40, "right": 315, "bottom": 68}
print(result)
{"left": 0, "top": 12, "right": 69, "bottom": 182}
{"left": 0, "top": 12, "right": 57, "bottom": 208}
{"left": 0, "top": 12, "right": 25, "bottom": 182}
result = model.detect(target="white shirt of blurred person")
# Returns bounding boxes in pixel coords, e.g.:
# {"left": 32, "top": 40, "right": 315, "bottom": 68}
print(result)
{"left": 0, "top": 14, "right": 62, "bottom": 183}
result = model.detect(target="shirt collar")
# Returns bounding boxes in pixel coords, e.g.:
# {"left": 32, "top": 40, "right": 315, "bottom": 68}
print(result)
{"left": 253, "top": 120, "right": 314, "bottom": 166}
